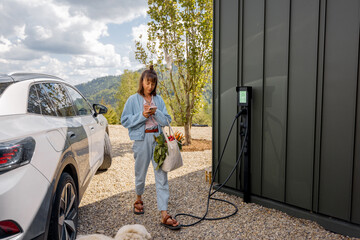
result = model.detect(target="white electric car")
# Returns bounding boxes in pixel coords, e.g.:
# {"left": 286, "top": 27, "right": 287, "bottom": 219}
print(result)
{"left": 0, "top": 73, "right": 112, "bottom": 240}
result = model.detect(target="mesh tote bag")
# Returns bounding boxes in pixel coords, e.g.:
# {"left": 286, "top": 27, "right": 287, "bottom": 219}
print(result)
{"left": 161, "top": 123, "right": 183, "bottom": 172}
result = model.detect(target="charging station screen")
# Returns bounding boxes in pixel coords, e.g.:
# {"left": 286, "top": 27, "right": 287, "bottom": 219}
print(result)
{"left": 239, "top": 91, "right": 247, "bottom": 104}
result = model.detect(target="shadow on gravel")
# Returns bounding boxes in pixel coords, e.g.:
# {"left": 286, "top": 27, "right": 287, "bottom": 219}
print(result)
{"left": 78, "top": 169, "right": 242, "bottom": 240}
{"left": 110, "top": 141, "right": 133, "bottom": 158}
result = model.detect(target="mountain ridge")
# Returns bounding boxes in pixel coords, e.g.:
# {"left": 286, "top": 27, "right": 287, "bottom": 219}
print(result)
{"left": 75, "top": 75, "right": 121, "bottom": 108}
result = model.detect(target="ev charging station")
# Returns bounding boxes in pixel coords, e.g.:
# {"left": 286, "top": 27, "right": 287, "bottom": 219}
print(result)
{"left": 236, "top": 86, "right": 252, "bottom": 203}
{"left": 210, "top": 86, "right": 253, "bottom": 205}
{"left": 175, "top": 86, "right": 253, "bottom": 227}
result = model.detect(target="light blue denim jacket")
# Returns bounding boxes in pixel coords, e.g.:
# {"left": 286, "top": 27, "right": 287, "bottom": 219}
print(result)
{"left": 121, "top": 93, "right": 171, "bottom": 140}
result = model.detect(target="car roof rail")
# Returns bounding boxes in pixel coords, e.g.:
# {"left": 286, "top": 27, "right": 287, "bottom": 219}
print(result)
{"left": 9, "top": 73, "right": 64, "bottom": 82}
{"left": 0, "top": 74, "right": 14, "bottom": 83}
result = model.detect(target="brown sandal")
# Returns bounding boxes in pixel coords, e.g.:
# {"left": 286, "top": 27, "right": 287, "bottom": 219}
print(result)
{"left": 133, "top": 200, "right": 144, "bottom": 215}
{"left": 161, "top": 214, "right": 181, "bottom": 230}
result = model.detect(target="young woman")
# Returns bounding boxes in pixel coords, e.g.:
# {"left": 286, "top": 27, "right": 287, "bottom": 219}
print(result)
{"left": 121, "top": 65, "right": 180, "bottom": 230}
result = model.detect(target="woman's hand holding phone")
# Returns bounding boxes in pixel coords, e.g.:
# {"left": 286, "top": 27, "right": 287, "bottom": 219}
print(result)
{"left": 143, "top": 105, "right": 157, "bottom": 118}
{"left": 149, "top": 106, "right": 157, "bottom": 115}
{"left": 143, "top": 104, "right": 150, "bottom": 118}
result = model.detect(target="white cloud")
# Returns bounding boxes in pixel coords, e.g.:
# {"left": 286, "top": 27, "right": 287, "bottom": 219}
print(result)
{"left": 70, "top": 52, "right": 120, "bottom": 69}
{"left": 131, "top": 23, "right": 168, "bottom": 68}
{"left": 132, "top": 24, "right": 148, "bottom": 43}
{"left": 14, "top": 25, "right": 27, "bottom": 41}
{"left": 58, "top": 0, "right": 147, "bottom": 24}
{"left": 4, "top": 55, "right": 68, "bottom": 81}
{"left": 33, "top": 26, "right": 53, "bottom": 40}
{"left": 0, "top": 0, "right": 149, "bottom": 84}
{"left": 0, "top": 36, "right": 12, "bottom": 53}
{"left": 1, "top": 44, "right": 41, "bottom": 61}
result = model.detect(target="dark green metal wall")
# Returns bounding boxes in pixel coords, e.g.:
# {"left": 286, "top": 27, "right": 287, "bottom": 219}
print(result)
{"left": 213, "top": 0, "right": 360, "bottom": 235}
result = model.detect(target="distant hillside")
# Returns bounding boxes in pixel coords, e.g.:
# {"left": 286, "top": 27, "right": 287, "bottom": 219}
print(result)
{"left": 74, "top": 69, "right": 212, "bottom": 110}
{"left": 75, "top": 75, "right": 121, "bottom": 108}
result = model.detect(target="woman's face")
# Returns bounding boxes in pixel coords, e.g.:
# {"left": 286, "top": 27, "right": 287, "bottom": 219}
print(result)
{"left": 142, "top": 78, "right": 156, "bottom": 96}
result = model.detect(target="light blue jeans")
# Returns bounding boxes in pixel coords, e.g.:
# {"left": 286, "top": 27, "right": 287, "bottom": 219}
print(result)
{"left": 132, "top": 130, "right": 169, "bottom": 211}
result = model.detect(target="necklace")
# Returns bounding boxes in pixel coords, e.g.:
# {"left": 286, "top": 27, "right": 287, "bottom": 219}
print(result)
{"left": 144, "top": 95, "right": 152, "bottom": 104}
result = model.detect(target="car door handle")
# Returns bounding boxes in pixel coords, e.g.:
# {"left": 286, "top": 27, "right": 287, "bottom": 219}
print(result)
{"left": 90, "top": 126, "right": 95, "bottom": 131}
{"left": 67, "top": 131, "right": 76, "bottom": 139}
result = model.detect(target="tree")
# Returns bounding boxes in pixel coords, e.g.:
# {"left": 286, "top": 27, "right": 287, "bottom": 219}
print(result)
{"left": 135, "top": 0, "right": 213, "bottom": 145}
{"left": 116, "top": 70, "right": 140, "bottom": 121}
{"left": 100, "top": 98, "right": 119, "bottom": 124}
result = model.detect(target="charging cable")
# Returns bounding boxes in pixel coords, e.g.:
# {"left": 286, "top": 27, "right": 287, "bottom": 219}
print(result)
{"left": 175, "top": 109, "right": 248, "bottom": 227}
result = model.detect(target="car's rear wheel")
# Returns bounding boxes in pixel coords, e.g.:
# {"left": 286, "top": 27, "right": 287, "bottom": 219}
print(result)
{"left": 48, "top": 172, "right": 78, "bottom": 240}
{"left": 97, "top": 132, "right": 112, "bottom": 171}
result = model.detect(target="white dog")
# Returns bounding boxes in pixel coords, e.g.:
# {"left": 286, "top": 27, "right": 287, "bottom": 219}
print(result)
{"left": 114, "top": 224, "right": 151, "bottom": 240}
{"left": 77, "top": 234, "right": 113, "bottom": 240}
{"left": 77, "top": 224, "right": 151, "bottom": 240}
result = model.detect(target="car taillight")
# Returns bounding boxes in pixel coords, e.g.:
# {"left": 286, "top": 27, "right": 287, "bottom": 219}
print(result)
{"left": 0, "top": 220, "right": 22, "bottom": 238}
{"left": 0, "top": 137, "right": 35, "bottom": 172}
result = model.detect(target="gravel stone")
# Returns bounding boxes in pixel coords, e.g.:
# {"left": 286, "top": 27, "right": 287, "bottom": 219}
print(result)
{"left": 78, "top": 125, "right": 359, "bottom": 240}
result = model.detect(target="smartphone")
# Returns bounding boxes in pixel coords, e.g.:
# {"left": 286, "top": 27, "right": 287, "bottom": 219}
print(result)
{"left": 149, "top": 107, "right": 157, "bottom": 110}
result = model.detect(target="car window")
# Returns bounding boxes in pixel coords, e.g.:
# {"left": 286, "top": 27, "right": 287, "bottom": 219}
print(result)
{"left": 64, "top": 85, "right": 93, "bottom": 116}
{"left": 41, "top": 83, "right": 76, "bottom": 117}
{"left": 36, "top": 84, "right": 57, "bottom": 116}
{"left": 0, "top": 82, "right": 13, "bottom": 96}
{"left": 27, "top": 85, "right": 41, "bottom": 114}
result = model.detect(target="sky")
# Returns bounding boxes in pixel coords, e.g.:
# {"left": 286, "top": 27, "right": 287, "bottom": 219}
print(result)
{"left": 0, "top": 0, "right": 150, "bottom": 85}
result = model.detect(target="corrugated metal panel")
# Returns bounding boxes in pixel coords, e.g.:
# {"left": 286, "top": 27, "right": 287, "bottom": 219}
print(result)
{"left": 218, "top": 0, "right": 239, "bottom": 186}
{"left": 352, "top": 46, "right": 360, "bottom": 224}
{"left": 261, "top": 0, "right": 290, "bottom": 202}
{"left": 285, "top": 0, "right": 319, "bottom": 210}
{"left": 213, "top": 0, "right": 360, "bottom": 231}
{"left": 312, "top": 0, "right": 327, "bottom": 214}
{"left": 353, "top": 35, "right": 360, "bottom": 222}
{"left": 242, "top": 0, "right": 265, "bottom": 196}
{"left": 353, "top": 7, "right": 360, "bottom": 222}
{"left": 213, "top": 0, "right": 220, "bottom": 183}
{"left": 318, "top": 0, "right": 359, "bottom": 221}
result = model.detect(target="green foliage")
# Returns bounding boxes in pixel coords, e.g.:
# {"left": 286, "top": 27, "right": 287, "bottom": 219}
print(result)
{"left": 75, "top": 76, "right": 121, "bottom": 108}
{"left": 192, "top": 103, "right": 212, "bottom": 126}
{"left": 135, "top": 0, "right": 213, "bottom": 143}
{"left": 153, "top": 133, "right": 168, "bottom": 170}
{"left": 100, "top": 98, "right": 119, "bottom": 124}
{"left": 192, "top": 83, "right": 212, "bottom": 125}
{"left": 116, "top": 70, "right": 140, "bottom": 121}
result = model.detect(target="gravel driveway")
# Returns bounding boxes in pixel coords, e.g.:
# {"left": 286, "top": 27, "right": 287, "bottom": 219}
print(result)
{"left": 78, "top": 125, "right": 358, "bottom": 240}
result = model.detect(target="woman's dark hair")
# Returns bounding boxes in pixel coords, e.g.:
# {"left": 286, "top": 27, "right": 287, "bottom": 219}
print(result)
{"left": 137, "top": 65, "right": 158, "bottom": 96}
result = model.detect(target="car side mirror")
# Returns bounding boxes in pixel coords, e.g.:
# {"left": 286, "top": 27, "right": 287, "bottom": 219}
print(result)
{"left": 93, "top": 104, "right": 108, "bottom": 117}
